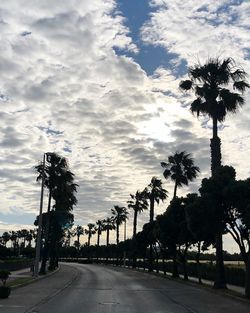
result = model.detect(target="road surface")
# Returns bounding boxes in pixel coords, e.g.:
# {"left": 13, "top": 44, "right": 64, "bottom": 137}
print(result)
{"left": 28, "top": 263, "right": 250, "bottom": 313}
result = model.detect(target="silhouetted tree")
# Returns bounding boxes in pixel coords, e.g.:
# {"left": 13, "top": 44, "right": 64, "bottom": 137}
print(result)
{"left": 161, "top": 151, "right": 199, "bottom": 200}
{"left": 127, "top": 190, "right": 148, "bottom": 268}
{"left": 96, "top": 220, "right": 104, "bottom": 247}
{"left": 102, "top": 217, "right": 115, "bottom": 246}
{"left": 180, "top": 57, "right": 249, "bottom": 289}
{"left": 85, "top": 223, "right": 96, "bottom": 246}
{"left": 144, "top": 177, "right": 168, "bottom": 272}
{"left": 128, "top": 191, "right": 148, "bottom": 238}
{"left": 36, "top": 153, "right": 77, "bottom": 273}
{"left": 74, "top": 225, "right": 84, "bottom": 251}
{"left": 111, "top": 206, "right": 128, "bottom": 244}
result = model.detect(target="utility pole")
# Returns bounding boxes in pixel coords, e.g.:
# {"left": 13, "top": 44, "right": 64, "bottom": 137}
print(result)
{"left": 33, "top": 153, "right": 46, "bottom": 277}
{"left": 123, "top": 219, "right": 127, "bottom": 267}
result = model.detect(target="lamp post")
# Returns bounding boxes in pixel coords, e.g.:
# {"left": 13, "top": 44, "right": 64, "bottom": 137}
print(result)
{"left": 123, "top": 219, "right": 127, "bottom": 267}
{"left": 33, "top": 153, "right": 46, "bottom": 277}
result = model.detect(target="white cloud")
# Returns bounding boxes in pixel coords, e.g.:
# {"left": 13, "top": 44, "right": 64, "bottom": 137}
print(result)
{"left": 0, "top": 0, "right": 249, "bottom": 249}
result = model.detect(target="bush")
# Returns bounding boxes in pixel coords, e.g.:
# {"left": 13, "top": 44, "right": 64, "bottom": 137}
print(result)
{"left": 0, "top": 286, "right": 11, "bottom": 298}
{"left": 0, "top": 270, "right": 10, "bottom": 286}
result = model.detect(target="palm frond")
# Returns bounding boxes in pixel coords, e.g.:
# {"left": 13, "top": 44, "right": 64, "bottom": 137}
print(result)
{"left": 179, "top": 80, "right": 193, "bottom": 90}
{"left": 233, "top": 81, "right": 250, "bottom": 92}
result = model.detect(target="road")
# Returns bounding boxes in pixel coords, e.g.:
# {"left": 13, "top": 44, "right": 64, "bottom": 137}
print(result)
{"left": 29, "top": 263, "right": 250, "bottom": 313}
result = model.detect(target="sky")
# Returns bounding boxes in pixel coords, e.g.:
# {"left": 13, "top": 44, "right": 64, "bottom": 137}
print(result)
{"left": 0, "top": 0, "right": 250, "bottom": 251}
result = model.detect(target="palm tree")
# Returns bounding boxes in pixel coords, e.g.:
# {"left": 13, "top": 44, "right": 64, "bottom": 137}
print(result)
{"left": 144, "top": 177, "right": 168, "bottom": 272}
{"left": 10, "top": 231, "right": 18, "bottom": 254}
{"left": 36, "top": 153, "right": 78, "bottom": 273}
{"left": 179, "top": 57, "right": 249, "bottom": 289}
{"left": 161, "top": 151, "right": 199, "bottom": 200}
{"left": 85, "top": 223, "right": 96, "bottom": 246}
{"left": 102, "top": 217, "right": 115, "bottom": 246}
{"left": 127, "top": 191, "right": 148, "bottom": 238}
{"left": 1, "top": 232, "right": 10, "bottom": 247}
{"left": 96, "top": 220, "right": 104, "bottom": 246}
{"left": 111, "top": 206, "right": 129, "bottom": 244}
{"left": 26, "top": 230, "right": 34, "bottom": 247}
{"left": 20, "top": 229, "right": 29, "bottom": 248}
{"left": 145, "top": 177, "right": 168, "bottom": 223}
{"left": 180, "top": 57, "right": 249, "bottom": 176}
{"left": 74, "top": 225, "right": 84, "bottom": 250}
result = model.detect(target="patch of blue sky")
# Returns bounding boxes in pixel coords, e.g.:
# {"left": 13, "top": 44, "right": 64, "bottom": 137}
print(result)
{"left": 0, "top": 211, "right": 35, "bottom": 226}
{"left": 20, "top": 31, "right": 32, "bottom": 37}
{"left": 115, "top": 0, "right": 187, "bottom": 76}
{"left": 63, "top": 147, "right": 72, "bottom": 153}
{"left": 37, "top": 126, "right": 64, "bottom": 136}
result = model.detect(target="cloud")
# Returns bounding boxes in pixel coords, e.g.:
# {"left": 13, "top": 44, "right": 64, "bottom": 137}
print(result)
{"left": 0, "top": 0, "right": 249, "bottom": 248}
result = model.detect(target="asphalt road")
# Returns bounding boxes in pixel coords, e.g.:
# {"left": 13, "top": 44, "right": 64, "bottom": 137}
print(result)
{"left": 30, "top": 263, "right": 250, "bottom": 313}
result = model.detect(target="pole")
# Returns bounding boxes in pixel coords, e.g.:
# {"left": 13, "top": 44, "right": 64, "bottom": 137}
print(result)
{"left": 123, "top": 220, "right": 126, "bottom": 267}
{"left": 33, "top": 153, "right": 46, "bottom": 277}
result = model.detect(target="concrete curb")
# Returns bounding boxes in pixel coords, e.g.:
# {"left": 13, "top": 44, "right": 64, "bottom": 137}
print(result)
{"left": 25, "top": 264, "right": 80, "bottom": 313}
{"left": 11, "top": 265, "right": 61, "bottom": 290}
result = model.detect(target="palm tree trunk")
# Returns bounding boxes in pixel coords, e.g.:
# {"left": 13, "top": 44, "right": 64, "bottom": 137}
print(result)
{"left": 173, "top": 181, "right": 178, "bottom": 199}
{"left": 172, "top": 245, "right": 179, "bottom": 278}
{"left": 149, "top": 197, "right": 154, "bottom": 272}
{"left": 132, "top": 210, "right": 138, "bottom": 269}
{"left": 211, "top": 117, "right": 226, "bottom": 289}
{"left": 196, "top": 241, "right": 202, "bottom": 284}
{"left": 40, "top": 190, "right": 52, "bottom": 275}
{"left": 149, "top": 197, "right": 154, "bottom": 223}
{"left": 97, "top": 231, "right": 100, "bottom": 246}
{"left": 148, "top": 244, "right": 153, "bottom": 272}
{"left": 245, "top": 255, "right": 250, "bottom": 298}
{"left": 214, "top": 235, "right": 226, "bottom": 288}
{"left": 116, "top": 222, "right": 119, "bottom": 245}
{"left": 88, "top": 233, "right": 91, "bottom": 246}
{"left": 106, "top": 229, "right": 109, "bottom": 246}
{"left": 133, "top": 210, "right": 138, "bottom": 238}
{"left": 210, "top": 118, "right": 222, "bottom": 175}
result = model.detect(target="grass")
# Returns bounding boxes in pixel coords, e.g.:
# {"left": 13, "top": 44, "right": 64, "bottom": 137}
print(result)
{"left": 7, "top": 277, "right": 34, "bottom": 287}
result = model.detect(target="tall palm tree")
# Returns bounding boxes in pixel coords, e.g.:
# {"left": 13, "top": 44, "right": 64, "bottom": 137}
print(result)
{"left": 144, "top": 177, "right": 168, "bottom": 272}
{"left": 111, "top": 206, "right": 129, "bottom": 244}
{"left": 74, "top": 225, "right": 84, "bottom": 250}
{"left": 85, "top": 223, "right": 96, "bottom": 246}
{"left": 96, "top": 220, "right": 104, "bottom": 246}
{"left": 1, "top": 232, "right": 10, "bottom": 247}
{"left": 10, "top": 231, "right": 18, "bottom": 253}
{"left": 36, "top": 153, "right": 78, "bottom": 273}
{"left": 102, "top": 217, "right": 115, "bottom": 246}
{"left": 144, "top": 177, "right": 168, "bottom": 223}
{"left": 161, "top": 151, "right": 199, "bottom": 200}
{"left": 179, "top": 57, "right": 249, "bottom": 289}
{"left": 26, "top": 230, "right": 34, "bottom": 247}
{"left": 180, "top": 57, "right": 249, "bottom": 175}
{"left": 127, "top": 191, "right": 148, "bottom": 238}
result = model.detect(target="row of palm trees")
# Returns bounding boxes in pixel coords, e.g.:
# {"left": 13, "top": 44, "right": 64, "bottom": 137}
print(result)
{"left": 0, "top": 229, "right": 37, "bottom": 250}
{"left": 72, "top": 150, "right": 199, "bottom": 255}
{"left": 79, "top": 57, "right": 249, "bottom": 290}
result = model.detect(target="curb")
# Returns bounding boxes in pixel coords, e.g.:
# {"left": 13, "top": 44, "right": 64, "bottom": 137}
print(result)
{"left": 25, "top": 264, "right": 80, "bottom": 313}
{"left": 11, "top": 266, "right": 61, "bottom": 290}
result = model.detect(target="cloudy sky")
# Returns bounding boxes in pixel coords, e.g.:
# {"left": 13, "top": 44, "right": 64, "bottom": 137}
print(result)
{"left": 0, "top": 0, "right": 249, "bottom": 250}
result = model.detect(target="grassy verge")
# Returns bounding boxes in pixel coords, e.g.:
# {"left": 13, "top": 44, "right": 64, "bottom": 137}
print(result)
{"left": 7, "top": 277, "right": 34, "bottom": 288}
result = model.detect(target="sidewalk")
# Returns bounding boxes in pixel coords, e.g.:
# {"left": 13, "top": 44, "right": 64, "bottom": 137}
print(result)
{"left": 0, "top": 264, "right": 79, "bottom": 313}
{"left": 8, "top": 267, "right": 34, "bottom": 284}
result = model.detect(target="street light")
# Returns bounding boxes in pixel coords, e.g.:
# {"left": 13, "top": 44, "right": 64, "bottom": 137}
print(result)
{"left": 33, "top": 152, "right": 53, "bottom": 277}
{"left": 123, "top": 219, "right": 127, "bottom": 267}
